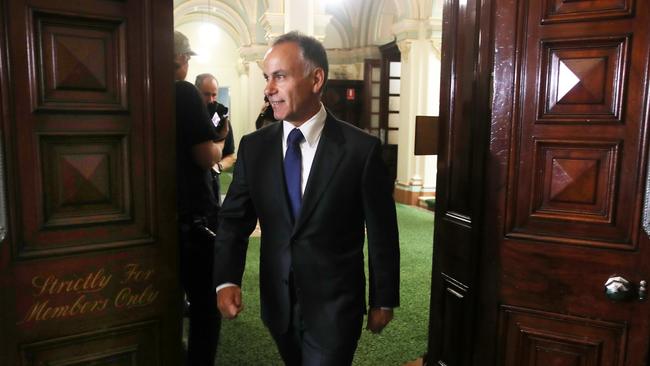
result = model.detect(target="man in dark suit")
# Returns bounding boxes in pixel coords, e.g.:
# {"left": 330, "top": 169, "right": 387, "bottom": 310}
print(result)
{"left": 214, "top": 31, "right": 400, "bottom": 365}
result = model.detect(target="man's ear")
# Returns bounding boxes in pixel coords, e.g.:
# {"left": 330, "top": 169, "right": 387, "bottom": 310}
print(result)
{"left": 312, "top": 67, "right": 325, "bottom": 94}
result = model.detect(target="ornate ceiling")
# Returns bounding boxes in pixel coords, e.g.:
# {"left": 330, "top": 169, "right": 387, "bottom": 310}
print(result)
{"left": 173, "top": 0, "right": 442, "bottom": 49}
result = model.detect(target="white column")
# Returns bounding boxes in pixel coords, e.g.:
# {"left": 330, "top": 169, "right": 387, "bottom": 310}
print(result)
{"left": 394, "top": 18, "right": 442, "bottom": 197}
{"left": 239, "top": 44, "right": 271, "bottom": 135}
{"left": 237, "top": 62, "right": 250, "bottom": 141}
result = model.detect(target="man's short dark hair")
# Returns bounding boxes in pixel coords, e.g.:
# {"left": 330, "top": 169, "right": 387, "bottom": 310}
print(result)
{"left": 272, "top": 31, "right": 329, "bottom": 85}
{"left": 195, "top": 73, "right": 217, "bottom": 89}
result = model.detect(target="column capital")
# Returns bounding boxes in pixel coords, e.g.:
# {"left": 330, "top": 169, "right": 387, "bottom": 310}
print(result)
{"left": 239, "top": 44, "right": 269, "bottom": 74}
{"left": 392, "top": 18, "right": 443, "bottom": 42}
{"left": 396, "top": 39, "right": 414, "bottom": 62}
{"left": 260, "top": 12, "right": 285, "bottom": 42}
{"left": 239, "top": 44, "right": 269, "bottom": 62}
{"left": 430, "top": 39, "right": 442, "bottom": 58}
{"left": 236, "top": 59, "right": 249, "bottom": 75}
{"left": 393, "top": 17, "right": 443, "bottom": 61}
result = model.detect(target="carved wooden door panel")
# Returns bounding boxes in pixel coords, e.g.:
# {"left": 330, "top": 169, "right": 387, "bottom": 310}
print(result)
{"left": 0, "top": 0, "right": 180, "bottom": 365}
{"left": 488, "top": 0, "right": 650, "bottom": 365}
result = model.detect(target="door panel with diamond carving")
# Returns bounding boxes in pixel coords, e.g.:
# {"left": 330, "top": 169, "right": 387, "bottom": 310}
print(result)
{"left": 486, "top": 0, "right": 650, "bottom": 365}
{"left": 0, "top": 0, "right": 180, "bottom": 365}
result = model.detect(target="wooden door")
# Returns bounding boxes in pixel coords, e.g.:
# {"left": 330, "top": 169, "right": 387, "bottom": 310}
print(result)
{"left": 430, "top": 0, "right": 650, "bottom": 365}
{"left": 322, "top": 79, "right": 363, "bottom": 127}
{"left": 491, "top": 0, "right": 650, "bottom": 364}
{"left": 0, "top": 0, "right": 180, "bottom": 365}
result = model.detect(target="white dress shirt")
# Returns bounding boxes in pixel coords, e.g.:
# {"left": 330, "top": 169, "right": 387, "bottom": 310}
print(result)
{"left": 282, "top": 103, "right": 327, "bottom": 195}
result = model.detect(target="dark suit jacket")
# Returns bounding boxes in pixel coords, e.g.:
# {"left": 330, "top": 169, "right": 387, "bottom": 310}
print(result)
{"left": 214, "top": 112, "right": 399, "bottom": 348}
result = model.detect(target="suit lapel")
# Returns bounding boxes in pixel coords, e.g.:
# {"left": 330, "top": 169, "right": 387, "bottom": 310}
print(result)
{"left": 261, "top": 123, "right": 293, "bottom": 224}
{"left": 293, "top": 114, "right": 345, "bottom": 234}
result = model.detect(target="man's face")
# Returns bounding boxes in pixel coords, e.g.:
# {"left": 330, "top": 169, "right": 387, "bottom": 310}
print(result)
{"left": 174, "top": 53, "right": 190, "bottom": 81}
{"left": 198, "top": 78, "right": 219, "bottom": 105}
{"left": 263, "top": 42, "right": 324, "bottom": 124}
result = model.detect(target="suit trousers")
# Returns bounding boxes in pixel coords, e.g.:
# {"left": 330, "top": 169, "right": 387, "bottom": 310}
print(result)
{"left": 270, "top": 277, "right": 362, "bottom": 366}
{"left": 180, "top": 220, "right": 221, "bottom": 366}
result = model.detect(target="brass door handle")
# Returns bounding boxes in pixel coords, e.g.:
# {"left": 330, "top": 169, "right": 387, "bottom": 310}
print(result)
{"left": 605, "top": 275, "right": 631, "bottom": 301}
{"left": 605, "top": 275, "right": 647, "bottom": 301}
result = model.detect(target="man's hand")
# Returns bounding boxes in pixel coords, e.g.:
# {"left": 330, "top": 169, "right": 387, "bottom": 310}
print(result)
{"left": 216, "top": 286, "right": 244, "bottom": 319}
{"left": 366, "top": 308, "right": 393, "bottom": 334}
{"left": 214, "top": 118, "right": 230, "bottom": 141}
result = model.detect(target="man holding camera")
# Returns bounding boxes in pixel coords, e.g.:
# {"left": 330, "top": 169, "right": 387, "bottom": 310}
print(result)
{"left": 194, "top": 73, "right": 236, "bottom": 203}
{"left": 174, "top": 31, "right": 228, "bottom": 366}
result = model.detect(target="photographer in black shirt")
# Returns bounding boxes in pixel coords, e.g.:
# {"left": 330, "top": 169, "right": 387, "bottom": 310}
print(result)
{"left": 174, "top": 31, "right": 227, "bottom": 366}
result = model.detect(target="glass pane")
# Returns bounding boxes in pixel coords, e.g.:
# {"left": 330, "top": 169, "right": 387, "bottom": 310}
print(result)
{"left": 371, "top": 99, "right": 380, "bottom": 113}
{"left": 388, "top": 96, "right": 400, "bottom": 111}
{"left": 388, "top": 113, "right": 400, "bottom": 128}
{"left": 218, "top": 87, "right": 230, "bottom": 109}
{"left": 387, "top": 130, "right": 399, "bottom": 145}
{"left": 370, "top": 98, "right": 380, "bottom": 112}
{"left": 389, "top": 79, "right": 400, "bottom": 94}
{"left": 389, "top": 62, "right": 401, "bottom": 77}
{"left": 370, "top": 114, "right": 379, "bottom": 128}
{"left": 371, "top": 67, "right": 381, "bottom": 82}
{"left": 371, "top": 83, "right": 380, "bottom": 97}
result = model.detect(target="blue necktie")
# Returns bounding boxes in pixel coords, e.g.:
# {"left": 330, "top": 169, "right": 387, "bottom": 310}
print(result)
{"left": 284, "top": 128, "right": 304, "bottom": 221}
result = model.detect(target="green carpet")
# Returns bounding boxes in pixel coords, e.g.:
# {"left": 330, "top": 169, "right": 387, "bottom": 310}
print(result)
{"left": 219, "top": 170, "right": 232, "bottom": 196}
{"left": 215, "top": 204, "right": 434, "bottom": 365}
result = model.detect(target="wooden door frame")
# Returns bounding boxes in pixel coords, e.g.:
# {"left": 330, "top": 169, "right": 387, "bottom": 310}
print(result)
{"left": 426, "top": 0, "right": 497, "bottom": 364}
{"left": 379, "top": 41, "right": 400, "bottom": 144}
{"left": 361, "top": 58, "right": 380, "bottom": 132}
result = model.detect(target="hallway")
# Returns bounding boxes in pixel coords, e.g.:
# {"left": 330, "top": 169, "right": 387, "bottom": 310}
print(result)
{"left": 182, "top": 204, "right": 434, "bottom": 365}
